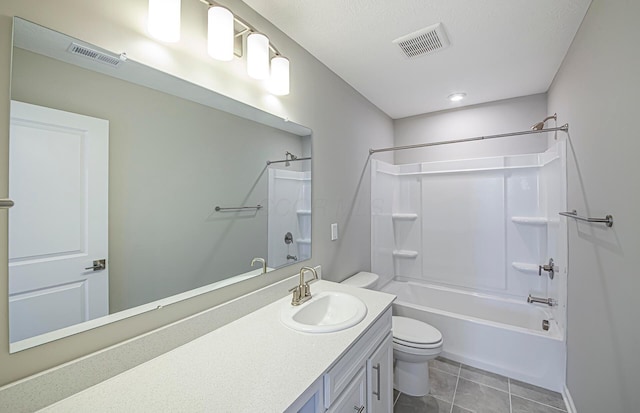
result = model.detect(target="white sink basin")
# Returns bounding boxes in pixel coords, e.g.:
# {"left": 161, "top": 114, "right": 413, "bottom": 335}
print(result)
{"left": 280, "top": 291, "right": 368, "bottom": 333}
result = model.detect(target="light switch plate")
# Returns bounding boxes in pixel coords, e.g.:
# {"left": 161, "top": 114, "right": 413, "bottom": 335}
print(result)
{"left": 331, "top": 223, "right": 338, "bottom": 241}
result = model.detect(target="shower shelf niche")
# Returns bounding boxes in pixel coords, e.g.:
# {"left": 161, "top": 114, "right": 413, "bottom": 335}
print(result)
{"left": 296, "top": 210, "right": 312, "bottom": 216}
{"left": 391, "top": 213, "right": 418, "bottom": 221}
{"left": 392, "top": 250, "right": 419, "bottom": 259}
{"left": 511, "top": 216, "right": 548, "bottom": 225}
{"left": 512, "top": 262, "right": 540, "bottom": 273}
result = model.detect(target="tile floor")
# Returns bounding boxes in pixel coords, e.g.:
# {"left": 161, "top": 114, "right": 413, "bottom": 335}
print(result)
{"left": 393, "top": 357, "right": 567, "bottom": 413}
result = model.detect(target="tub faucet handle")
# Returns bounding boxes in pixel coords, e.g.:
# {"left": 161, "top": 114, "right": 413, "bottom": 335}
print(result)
{"left": 538, "top": 258, "right": 555, "bottom": 280}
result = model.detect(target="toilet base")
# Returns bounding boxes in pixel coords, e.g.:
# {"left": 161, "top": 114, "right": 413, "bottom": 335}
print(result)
{"left": 393, "top": 359, "right": 430, "bottom": 397}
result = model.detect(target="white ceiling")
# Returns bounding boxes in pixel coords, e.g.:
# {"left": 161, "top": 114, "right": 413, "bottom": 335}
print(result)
{"left": 241, "top": 0, "right": 592, "bottom": 119}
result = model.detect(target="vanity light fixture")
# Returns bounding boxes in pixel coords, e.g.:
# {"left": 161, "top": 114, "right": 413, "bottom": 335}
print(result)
{"left": 207, "top": 6, "right": 234, "bottom": 61}
{"left": 269, "top": 56, "right": 290, "bottom": 96}
{"left": 448, "top": 92, "right": 467, "bottom": 102}
{"left": 148, "top": 0, "right": 181, "bottom": 43}
{"left": 201, "top": 0, "right": 290, "bottom": 94}
{"left": 247, "top": 32, "right": 270, "bottom": 80}
{"left": 147, "top": 0, "right": 291, "bottom": 94}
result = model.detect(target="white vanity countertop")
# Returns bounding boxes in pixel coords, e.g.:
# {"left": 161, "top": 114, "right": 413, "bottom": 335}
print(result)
{"left": 39, "top": 280, "right": 395, "bottom": 412}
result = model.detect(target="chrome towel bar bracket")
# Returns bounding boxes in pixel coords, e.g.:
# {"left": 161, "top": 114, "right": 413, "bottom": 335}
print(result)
{"left": 0, "top": 199, "right": 14, "bottom": 209}
{"left": 559, "top": 210, "right": 613, "bottom": 227}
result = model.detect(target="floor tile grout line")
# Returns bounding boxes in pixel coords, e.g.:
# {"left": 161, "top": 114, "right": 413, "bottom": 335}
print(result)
{"left": 457, "top": 376, "right": 510, "bottom": 394}
{"left": 430, "top": 365, "right": 461, "bottom": 376}
{"left": 448, "top": 364, "right": 461, "bottom": 413}
{"left": 510, "top": 393, "right": 568, "bottom": 412}
{"left": 508, "top": 378, "right": 513, "bottom": 413}
{"left": 437, "top": 358, "right": 567, "bottom": 413}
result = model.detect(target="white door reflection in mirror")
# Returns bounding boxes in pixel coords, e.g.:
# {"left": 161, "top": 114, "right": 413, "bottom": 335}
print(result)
{"left": 9, "top": 101, "right": 109, "bottom": 344}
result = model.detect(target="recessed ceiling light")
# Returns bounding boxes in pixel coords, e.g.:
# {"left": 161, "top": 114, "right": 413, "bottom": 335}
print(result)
{"left": 448, "top": 93, "right": 466, "bottom": 102}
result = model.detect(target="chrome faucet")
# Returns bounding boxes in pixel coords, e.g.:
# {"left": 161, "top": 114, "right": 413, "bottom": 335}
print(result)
{"left": 538, "top": 258, "right": 555, "bottom": 280}
{"left": 527, "top": 294, "right": 556, "bottom": 307}
{"left": 290, "top": 266, "right": 318, "bottom": 306}
{"left": 251, "top": 257, "right": 267, "bottom": 274}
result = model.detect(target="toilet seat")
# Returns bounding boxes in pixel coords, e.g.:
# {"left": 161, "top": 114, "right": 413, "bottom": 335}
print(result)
{"left": 393, "top": 340, "right": 442, "bottom": 357}
{"left": 393, "top": 337, "right": 443, "bottom": 349}
{"left": 392, "top": 316, "right": 442, "bottom": 346}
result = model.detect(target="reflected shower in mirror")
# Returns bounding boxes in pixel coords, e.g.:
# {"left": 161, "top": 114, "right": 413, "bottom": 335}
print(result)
{"left": 7, "top": 18, "right": 311, "bottom": 352}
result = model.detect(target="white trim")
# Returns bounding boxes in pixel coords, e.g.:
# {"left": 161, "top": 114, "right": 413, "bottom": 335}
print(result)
{"left": 562, "top": 384, "right": 578, "bottom": 413}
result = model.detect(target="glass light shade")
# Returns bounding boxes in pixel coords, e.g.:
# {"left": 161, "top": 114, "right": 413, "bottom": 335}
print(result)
{"left": 148, "top": 0, "right": 181, "bottom": 43}
{"left": 269, "top": 56, "right": 290, "bottom": 96}
{"left": 208, "top": 6, "right": 234, "bottom": 61}
{"left": 247, "top": 33, "right": 270, "bottom": 80}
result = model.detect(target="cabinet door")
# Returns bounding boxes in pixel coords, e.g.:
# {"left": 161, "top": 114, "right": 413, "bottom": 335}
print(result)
{"left": 328, "top": 367, "right": 366, "bottom": 413}
{"left": 367, "top": 333, "right": 393, "bottom": 413}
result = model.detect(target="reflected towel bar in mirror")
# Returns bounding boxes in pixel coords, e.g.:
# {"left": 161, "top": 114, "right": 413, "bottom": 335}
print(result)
{"left": 559, "top": 210, "right": 613, "bottom": 227}
{"left": 215, "top": 205, "right": 263, "bottom": 212}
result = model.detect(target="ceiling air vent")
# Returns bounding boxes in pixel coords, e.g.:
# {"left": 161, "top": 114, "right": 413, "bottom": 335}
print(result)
{"left": 393, "top": 23, "right": 450, "bottom": 59}
{"left": 67, "top": 42, "right": 123, "bottom": 68}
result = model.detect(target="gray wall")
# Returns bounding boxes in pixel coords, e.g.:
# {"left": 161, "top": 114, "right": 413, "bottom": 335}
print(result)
{"left": 547, "top": 1, "right": 640, "bottom": 411}
{"left": 0, "top": 0, "right": 394, "bottom": 385}
{"left": 12, "top": 48, "right": 305, "bottom": 313}
{"left": 393, "top": 94, "right": 549, "bottom": 165}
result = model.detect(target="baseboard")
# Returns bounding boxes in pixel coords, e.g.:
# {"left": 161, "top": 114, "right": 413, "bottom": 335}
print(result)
{"left": 562, "top": 384, "right": 577, "bottom": 413}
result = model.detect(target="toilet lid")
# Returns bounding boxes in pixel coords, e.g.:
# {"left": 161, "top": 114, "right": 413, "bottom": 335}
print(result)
{"left": 392, "top": 316, "right": 442, "bottom": 345}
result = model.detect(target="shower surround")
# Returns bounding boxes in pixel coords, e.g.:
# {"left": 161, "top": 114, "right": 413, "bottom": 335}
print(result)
{"left": 371, "top": 141, "right": 567, "bottom": 391}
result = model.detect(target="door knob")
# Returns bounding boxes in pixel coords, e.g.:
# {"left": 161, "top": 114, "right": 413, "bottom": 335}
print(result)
{"left": 85, "top": 259, "right": 106, "bottom": 271}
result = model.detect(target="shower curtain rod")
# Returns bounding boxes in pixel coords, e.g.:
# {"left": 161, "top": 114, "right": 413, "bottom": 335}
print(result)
{"left": 369, "top": 124, "right": 569, "bottom": 155}
{"left": 266, "top": 156, "right": 311, "bottom": 165}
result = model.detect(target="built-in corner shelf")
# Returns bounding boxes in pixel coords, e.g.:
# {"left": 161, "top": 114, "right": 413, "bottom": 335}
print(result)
{"left": 512, "top": 262, "right": 539, "bottom": 273}
{"left": 392, "top": 250, "right": 419, "bottom": 259}
{"left": 391, "top": 213, "right": 418, "bottom": 221}
{"left": 511, "top": 216, "right": 548, "bottom": 225}
{"left": 296, "top": 210, "right": 312, "bottom": 216}
{"left": 296, "top": 238, "right": 311, "bottom": 244}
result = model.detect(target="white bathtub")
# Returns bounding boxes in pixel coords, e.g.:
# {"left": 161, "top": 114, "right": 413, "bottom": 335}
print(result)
{"left": 380, "top": 279, "right": 566, "bottom": 392}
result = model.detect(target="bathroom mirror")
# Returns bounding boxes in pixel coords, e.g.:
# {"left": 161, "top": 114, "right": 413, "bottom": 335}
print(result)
{"left": 7, "top": 18, "right": 312, "bottom": 352}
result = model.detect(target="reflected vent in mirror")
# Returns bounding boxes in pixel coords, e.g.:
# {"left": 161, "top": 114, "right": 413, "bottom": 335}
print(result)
{"left": 67, "top": 42, "right": 124, "bottom": 67}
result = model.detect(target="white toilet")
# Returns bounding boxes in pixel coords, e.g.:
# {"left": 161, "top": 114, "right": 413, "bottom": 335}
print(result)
{"left": 342, "top": 272, "right": 444, "bottom": 397}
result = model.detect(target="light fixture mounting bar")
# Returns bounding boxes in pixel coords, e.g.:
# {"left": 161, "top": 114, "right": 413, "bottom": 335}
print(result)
{"left": 200, "top": 0, "right": 281, "bottom": 55}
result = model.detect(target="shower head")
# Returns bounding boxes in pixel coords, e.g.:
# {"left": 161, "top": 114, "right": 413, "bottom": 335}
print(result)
{"left": 531, "top": 113, "right": 557, "bottom": 131}
{"left": 285, "top": 151, "right": 297, "bottom": 167}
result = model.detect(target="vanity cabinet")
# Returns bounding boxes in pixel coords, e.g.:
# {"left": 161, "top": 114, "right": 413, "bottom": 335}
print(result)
{"left": 291, "top": 308, "right": 392, "bottom": 413}
{"left": 367, "top": 334, "right": 393, "bottom": 413}
{"left": 327, "top": 367, "right": 367, "bottom": 413}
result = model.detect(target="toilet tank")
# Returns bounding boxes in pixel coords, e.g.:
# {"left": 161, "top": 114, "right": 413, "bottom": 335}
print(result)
{"left": 341, "top": 272, "right": 379, "bottom": 289}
